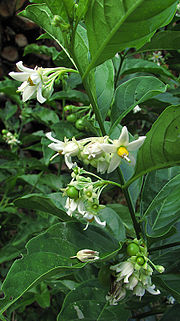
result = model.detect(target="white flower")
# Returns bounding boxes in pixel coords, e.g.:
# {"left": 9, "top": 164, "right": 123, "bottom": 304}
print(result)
{"left": 111, "top": 261, "right": 134, "bottom": 282}
{"left": 83, "top": 137, "right": 108, "bottom": 159}
{"left": 133, "top": 105, "right": 141, "bottom": 113}
{"left": 65, "top": 197, "right": 83, "bottom": 216}
{"left": 46, "top": 132, "right": 80, "bottom": 169}
{"left": 9, "top": 61, "right": 46, "bottom": 103}
{"left": 101, "top": 126, "right": 146, "bottom": 173}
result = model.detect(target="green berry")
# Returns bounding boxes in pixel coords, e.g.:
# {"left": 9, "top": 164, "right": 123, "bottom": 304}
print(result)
{"left": 66, "top": 114, "right": 77, "bottom": 123}
{"left": 75, "top": 119, "right": 85, "bottom": 131}
{"left": 127, "top": 243, "right": 139, "bottom": 256}
{"left": 64, "top": 105, "right": 73, "bottom": 112}
{"left": 136, "top": 256, "right": 145, "bottom": 266}
{"left": 66, "top": 186, "right": 79, "bottom": 199}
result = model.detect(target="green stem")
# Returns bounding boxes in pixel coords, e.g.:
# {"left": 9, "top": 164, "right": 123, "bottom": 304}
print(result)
{"left": 149, "top": 242, "right": 180, "bottom": 253}
{"left": 117, "top": 167, "right": 141, "bottom": 239}
{"left": 114, "top": 53, "right": 124, "bottom": 88}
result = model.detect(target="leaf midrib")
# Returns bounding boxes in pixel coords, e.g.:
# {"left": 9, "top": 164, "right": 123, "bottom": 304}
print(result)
{"left": 82, "top": 0, "right": 144, "bottom": 80}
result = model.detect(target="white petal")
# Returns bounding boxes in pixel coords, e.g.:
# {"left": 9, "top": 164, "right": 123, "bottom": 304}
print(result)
{"left": 22, "top": 85, "right": 36, "bottom": 102}
{"left": 16, "top": 61, "right": 36, "bottom": 73}
{"left": 124, "top": 271, "right": 134, "bottom": 283}
{"left": 94, "top": 215, "right": 106, "bottom": 227}
{"left": 46, "top": 132, "right": 62, "bottom": 143}
{"left": 78, "top": 201, "right": 85, "bottom": 214}
{"left": 64, "top": 154, "right": 74, "bottom": 169}
{"left": 48, "top": 142, "right": 64, "bottom": 152}
{"left": 118, "top": 126, "right": 129, "bottom": 146}
{"left": 127, "top": 136, "right": 146, "bottom": 151}
{"left": 107, "top": 153, "right": 121, "bottom": 173}
{"left": 101, "top": 143, "right": 116, "bottom": 153}
{"left": 37, "top": 85, "right": 46, "bottom": 103}
{"left": 9, "top": 71, "right": 30, "bottom": 82}
{"left": 146, "top": 285, "right": 160, "bottom": 295}
{"left": 133, "top": 284, "right": 145, "bottom": 297}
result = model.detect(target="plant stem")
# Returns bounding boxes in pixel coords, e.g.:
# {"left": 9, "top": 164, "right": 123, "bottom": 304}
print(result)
{"left": 114, "top": 53, "right": 124, "bottom": 88}
{"left": 149, "top": 241, "right": 180, "bottom": 253}
{"left": 117, "top": 167, "right": 141, "bottom": 239}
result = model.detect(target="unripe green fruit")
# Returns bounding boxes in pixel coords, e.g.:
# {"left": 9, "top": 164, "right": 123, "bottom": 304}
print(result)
{"left": 64, "top": 105, "right": 73, "bottom": 112}
{"left": 75, "top": 119, "right": 85, "bottom": 131}
{"left": 127, "top": 243, "right": 139, "bottom": 256}
{"left": 66, "top": 114, "right": 77, "bottom": 123}
{"left": 136, "top": 256, "right": 145, "bottom": 266}
{"left": 66, "top": 186, "right": 79, "bottom": 199}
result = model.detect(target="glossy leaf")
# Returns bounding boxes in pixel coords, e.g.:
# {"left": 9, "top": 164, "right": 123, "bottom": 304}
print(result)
{"left": 19, "top": 4, "right": 75, "bottom": 67}
{"left": 155, "top": 274, "right": 180, "bottom": 301}
{"left": 83, "top": 0, "right": 177, "bottom": 77}
{"left": 141, "top": 167, "right": 180, "bottom": 215}
{"left": 0, "top": 222, "right": 120, "bottom": 313}
{"left": 111, "top": 76, "right": 167, "bottom": 130}
{"left": 138, "top": 30, "right": 180, "bottom": 52}
{"left": 142, "top": 173, "right": 180, "bottom": 237}
{"left": 14, "top": 193, "right": 69, "bottom": 221}
{"left": 58, "top": 280, "right": 130, "bottom": 321}
{"left": 125, "top": 105, "right": 180, "bottom": 187}
{"left": 121, "top": 58, "right": 176, "bottom": 80}
{"left": 95, "top": 60, "right": 114, "bottom": 121}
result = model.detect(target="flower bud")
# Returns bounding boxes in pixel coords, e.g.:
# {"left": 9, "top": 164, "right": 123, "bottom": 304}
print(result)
{"left": 155, "top": 265, "right": 165, "bottom": 273}
{"left": 71, "top": 249, "right": 99, "bottom": 262}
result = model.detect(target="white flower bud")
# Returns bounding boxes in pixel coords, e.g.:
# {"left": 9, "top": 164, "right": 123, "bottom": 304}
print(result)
{"left": 70, "top": 249, "right": 99, "bottom": 262}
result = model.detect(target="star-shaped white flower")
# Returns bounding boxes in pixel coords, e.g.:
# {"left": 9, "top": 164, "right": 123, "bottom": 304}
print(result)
{"left": 9, "top": 61, "right": 46, "bottom": 103}
{"left": 101, "top": 126, "right": 146, "bottom": 173}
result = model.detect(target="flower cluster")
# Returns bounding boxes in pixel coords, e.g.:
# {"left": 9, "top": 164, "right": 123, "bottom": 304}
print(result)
{"left": 2, "top": 129, "right": 20, "bottom": 147}
{"left": 9, "top": 61, "right": 77, "bottom": 104}
{"left": 106, "top": 239, "right": 164, "bottom": 305}
{"left": 62, "top": 167, "right": 106, "bottom": 229}
{"left": 46, "top": 126, "right": 146, "bottom": 174}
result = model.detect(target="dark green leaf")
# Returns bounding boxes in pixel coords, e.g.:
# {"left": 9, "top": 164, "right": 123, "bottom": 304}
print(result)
{"left": 138, "top": 30, "right": 180, "bottom": 52}
{"left": 83, "top": 0, "right": 177, "bottom": 76}
{"left": 58, "top": 279, "right": 130, "bottom": 321}
{"left": 142, "top": 173, "right": 180, "bottom": 237}
{"left": 95, "top": 60, "right": 114, "bottom": 121}
{"left": 111, "top": 76, "right": 167, "bottom": 130}
{"left": 121, "top": 58, "right": 176, "bottom": 80}
{"left": 125, "top": 105, "right": 180, "bottom": 187}
{"left": 159, "top": 304, "right": 180, "bottom": 321}
{"left": 19, "top": 4, "right": 75, "bottom": 67}
{"left": 14, "top": 193, "right": 69, "bottom": 221}
{"left": 0, "top": 222, "right": 120, "bottom": 313}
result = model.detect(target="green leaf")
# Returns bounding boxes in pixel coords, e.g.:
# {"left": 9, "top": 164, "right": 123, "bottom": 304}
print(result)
{"left": 31, "top": 106, "right": 59, "bottom": 126}
{"left": 95, "top": 60, "right": 114, "bottom": 121}
{"left": 155, "top": 274, "right": 180, "bottom": 301}
{"left": 19, "top": 4, "right": 75, "bottom": 67}
{"left": 138, "top": 30, "right": 180, "bottom": 52}
{"left": 121, "top": 58, "right": 176, "bottom": 80}
{"left": 142, "top": 173, "right": 180, "bottom": 237}
{"left": 111, "top": 76, "right": 167, "bottom": 130}
{"left": 58, "top": 280, "right": 130, "bottom": 321}
{"left": 49, "top": 89, "right": 89, "bottom": 104}
{"left": 0, "top": 222, "right": 120, "bottom": 313}
{"left": 125, "top": 105, "right": 180, "bottom": 187}
{"left": 141, "top": 167, "right": 180, "bottom": 215}
{"left": 14, "top": 193, "right": 69, "bottom": 221}
{"left": 159, "top": 304, "right": 180, "bottom": 321}
{"left": 83, "top": 0, "right": 177, "bottom": 77}
{"left": 100, "top": 207, "right": 126, "bottom": 242}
